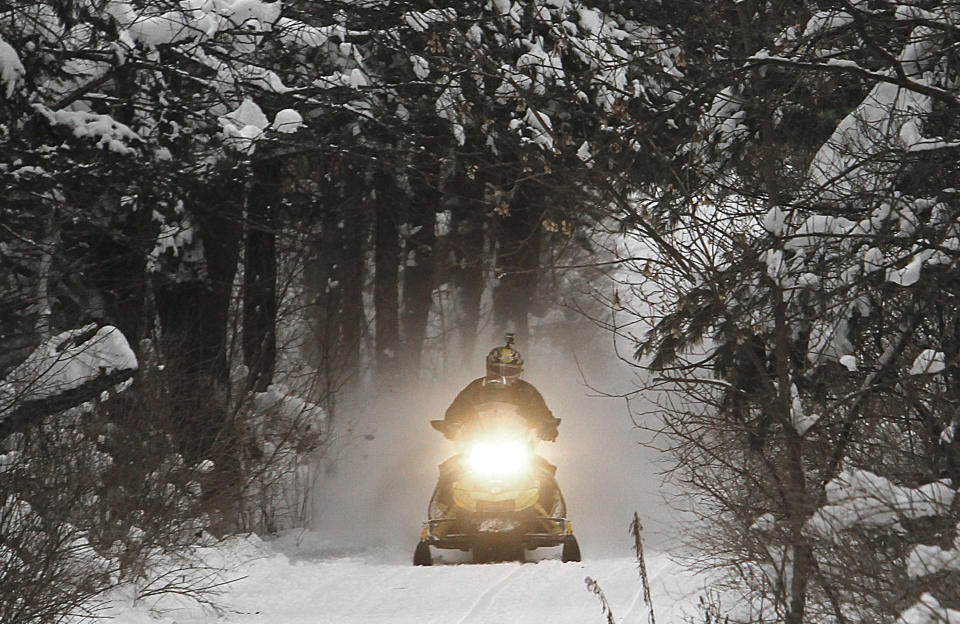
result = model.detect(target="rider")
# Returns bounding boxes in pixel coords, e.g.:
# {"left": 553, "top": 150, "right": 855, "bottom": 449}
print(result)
{"left": 438, "top": 333, "right": 560, "bottom": 442}
{"left": 433, "top": 334, "right": 561, "bottom": 514}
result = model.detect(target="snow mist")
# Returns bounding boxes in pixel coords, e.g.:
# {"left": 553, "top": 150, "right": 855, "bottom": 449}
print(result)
{"left": 309, "top": 325, "right": 682, "bottom": 561}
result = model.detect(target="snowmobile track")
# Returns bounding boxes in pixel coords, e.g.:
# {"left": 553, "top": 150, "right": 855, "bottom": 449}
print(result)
{"left": 618, "top": 559, "right": 647, "bottom": 624}
{"left": 618, "top": 554, "right": 669, "bottom": 624}
{"left": 100, "top": 538, "right": 701, "bottom": 624}
{"left": 453, "top": 564, "right": 528, "bottom": 624}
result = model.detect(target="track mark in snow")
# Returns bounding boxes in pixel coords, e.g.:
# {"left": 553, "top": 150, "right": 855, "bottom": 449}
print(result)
{"left": 454, "top": 564, "right": 527, "bottom": 624}
{"left": 618, "top": 566, "right": 646, "bottom": 624}
{"left": 619, "top": 555, "right": 679, "bottom": 624}
{"left": 341, "top": 564, "right": 410, "bottom": 615}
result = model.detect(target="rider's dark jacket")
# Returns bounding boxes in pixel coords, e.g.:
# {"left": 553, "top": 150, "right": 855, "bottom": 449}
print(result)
{"left": 442, "top": 378, "right": 560, "bottom": 441}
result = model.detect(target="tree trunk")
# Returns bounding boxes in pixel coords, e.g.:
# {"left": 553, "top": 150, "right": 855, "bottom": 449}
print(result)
{"left": 153, "top": 190, "right": 241, "bottom": 519}
{"left": 492, "top": 182, "right": 541, "bottom": 345}
{"left": 155, "top": 204, "right": 240, "bottom": 393}
{"left": 340, "top": 195, "right": 366, "bottom": 377}
{"left": 401, "top": 177, "right": 438, "bottom": 376}
{"left": 243, "top": 159, "right": 279, "bottom": 393}
{"left": 448, "top": 163, "right": 486, "bottom": 365}
{"left": 83, "top": 204, "right": 153, "bottom": 355}
{"left": 304, "top": 208, "right": 344, "bottom": 393}
{"left": 374, "top": 177, "right": 400, "bottom": 380}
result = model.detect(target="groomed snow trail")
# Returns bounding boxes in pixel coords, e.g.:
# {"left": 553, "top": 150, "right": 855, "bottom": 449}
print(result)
{"left": 110, "top": 535, "right": 705, "bottom": 624}
{"left": 102, "top": 346, "right": 704, "bottom": 623}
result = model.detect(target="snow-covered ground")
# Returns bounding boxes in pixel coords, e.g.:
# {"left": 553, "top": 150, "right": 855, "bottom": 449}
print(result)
{"left": 102, "top": 532, "right": 707, "bottom": 624}
{"left": 98, "top": 336, "right": 708, "bottom": 623}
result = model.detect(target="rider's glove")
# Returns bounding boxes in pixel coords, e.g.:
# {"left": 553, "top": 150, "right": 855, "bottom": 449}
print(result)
{"left": 539, "top": 417, "right": 560, "bottom": 441}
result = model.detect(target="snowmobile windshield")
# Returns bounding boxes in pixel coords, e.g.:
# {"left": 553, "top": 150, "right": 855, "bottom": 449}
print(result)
{"left": 455, "top": 403, "right": 535, "bottom": 442}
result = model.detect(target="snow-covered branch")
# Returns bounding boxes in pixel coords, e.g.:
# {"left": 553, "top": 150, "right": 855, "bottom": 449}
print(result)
{"left": 0, "top": 325, "right": 138, "bottom": 433}
{"left": 744, "top": 55, "right": 960, "bottom": 109}
{"left": 805, "top": 468, "right": 956, "bottom": 535}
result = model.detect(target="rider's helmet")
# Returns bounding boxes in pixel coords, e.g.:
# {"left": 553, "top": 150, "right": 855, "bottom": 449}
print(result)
{"left": 485, "top": 333, "right": 523, "bottom": 385}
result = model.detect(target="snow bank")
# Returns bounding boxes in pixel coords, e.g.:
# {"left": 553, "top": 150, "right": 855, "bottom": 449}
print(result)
{"left": 2, "top": 495, "right": 113, "bottom": 590}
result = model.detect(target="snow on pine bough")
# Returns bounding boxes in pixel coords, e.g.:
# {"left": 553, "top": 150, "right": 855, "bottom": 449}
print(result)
{"left": 414, "top": 403, "right": 581, "bottom": 565}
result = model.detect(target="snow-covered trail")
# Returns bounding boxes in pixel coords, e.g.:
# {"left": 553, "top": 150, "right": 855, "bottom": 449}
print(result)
{"left": 106, "top": 338, "right": 708, "bottom": 624}
{"left": 117, "top": 534, "right": 705, "bottom": 624}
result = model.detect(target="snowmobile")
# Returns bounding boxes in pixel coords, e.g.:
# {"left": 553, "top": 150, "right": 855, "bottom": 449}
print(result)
{"left": 413, "top": 402, "right": 580, "bottom": 565}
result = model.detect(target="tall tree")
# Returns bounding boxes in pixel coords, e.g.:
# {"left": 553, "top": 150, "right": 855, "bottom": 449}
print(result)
{"left": 374, "top": 172, "right": 401, "bottom": 379}
{"left": 492, "top": 181, "right": 543, "bottom": 344}
{"left": 152, "top": 178, "right": 242, "bottom": 468}
{"left": 401, "top": 157, "right": 440, "bottom": 374}
{"left": 244, "top": 157, "right": 280, "bottom": 393}
{"left": 446, "top": 159, "right": 487, "bottom": 363}
{"left": 615, "top": 2, "right": 960, "bottom": 622}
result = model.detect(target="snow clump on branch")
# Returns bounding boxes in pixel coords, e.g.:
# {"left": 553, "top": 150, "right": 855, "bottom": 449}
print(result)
{"left": 0, "top": 325, "right": 138, "bottom": 419}
{"left": 908, "top": 349, "right": 946, "bottom": 376}
{"left": 0, "top": 33, "right": 24, "bottom": 98}
{"left": 805, "top": 468, "right": 955, "bottom": 535}
{"left": 120, "top": 0, "right": 282, "bottom": 49}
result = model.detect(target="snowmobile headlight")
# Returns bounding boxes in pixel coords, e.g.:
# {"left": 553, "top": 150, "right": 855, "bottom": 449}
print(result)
{"left": 466, "top": 440, "right": 530, "bottom": 478}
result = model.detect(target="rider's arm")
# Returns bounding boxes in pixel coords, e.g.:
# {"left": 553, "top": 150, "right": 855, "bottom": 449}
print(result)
{"left": 442, "top": 378, "right": 484, "bottom": 438}
{"left": 519, "top": 381, "right": 561, "bottom": 441}
{"left": 444, "top": 380, "right": 479, "bottom": 421}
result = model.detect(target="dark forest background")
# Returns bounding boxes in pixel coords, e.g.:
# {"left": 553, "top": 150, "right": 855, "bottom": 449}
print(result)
{"left": 3, "top": 1, "right": 960, "bottom": 622}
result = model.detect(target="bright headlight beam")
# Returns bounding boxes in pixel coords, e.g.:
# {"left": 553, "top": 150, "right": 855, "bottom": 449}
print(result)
{"left": 467, "top": 440, "right": 529, "bottom": 478}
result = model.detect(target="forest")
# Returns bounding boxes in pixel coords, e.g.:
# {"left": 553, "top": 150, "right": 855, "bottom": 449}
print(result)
{"left": 2, "top": 0, "right": 960, "bottom": 622}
